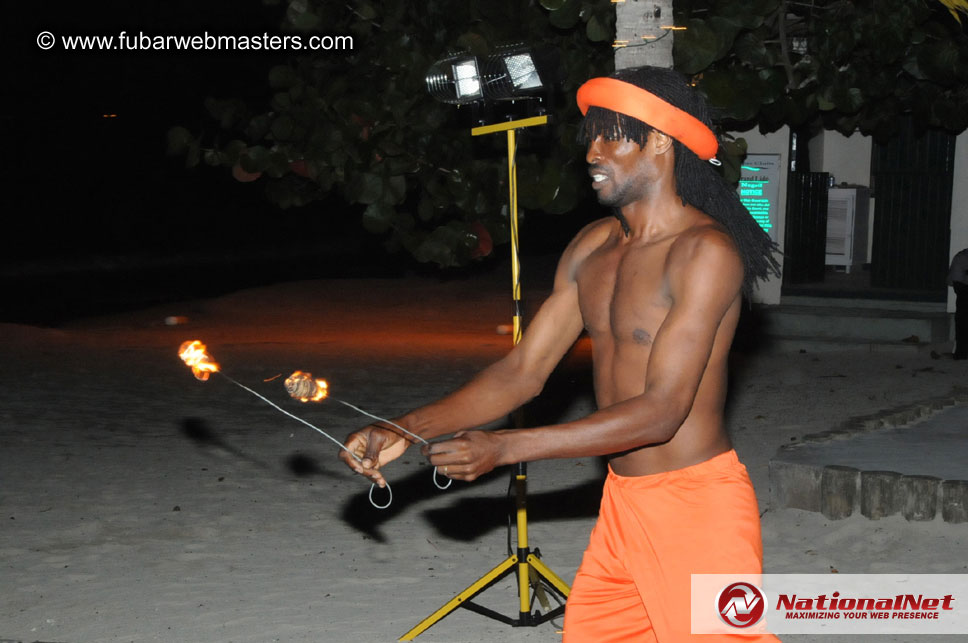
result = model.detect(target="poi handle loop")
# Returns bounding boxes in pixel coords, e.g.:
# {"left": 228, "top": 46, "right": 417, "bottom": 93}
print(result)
{"left": 369, "top": 482, "right": 392, "bottom": 510}
{"left": 433, "top": 467, "right": 453, "bottom": 490}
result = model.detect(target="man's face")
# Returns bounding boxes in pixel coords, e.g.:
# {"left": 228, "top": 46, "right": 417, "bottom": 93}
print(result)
{"left": 585, "top": 132, "right": 658, "bottom": 208}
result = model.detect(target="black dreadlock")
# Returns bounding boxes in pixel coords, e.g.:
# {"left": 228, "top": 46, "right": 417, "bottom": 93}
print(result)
{"left": 578, "top": 66, "right": 781, "bottom": 297}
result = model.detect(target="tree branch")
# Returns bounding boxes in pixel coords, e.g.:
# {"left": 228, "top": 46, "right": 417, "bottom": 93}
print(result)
{"left": 777, "top": 0, "right": 797, "bottom": 90}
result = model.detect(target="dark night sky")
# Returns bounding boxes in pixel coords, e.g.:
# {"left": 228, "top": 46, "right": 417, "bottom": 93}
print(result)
{"left": 3, "top": 2, "right": 395, "bottom": 322}
{"left": 7, "top": 2, "right": 286, "bottom": 259}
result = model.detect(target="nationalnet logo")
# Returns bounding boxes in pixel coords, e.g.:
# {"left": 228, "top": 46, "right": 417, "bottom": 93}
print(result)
{"left": 717, "top": 582, "right": 766, "bottom": 628}
{"left": 692, "top": 574, "right": 968, "bottom": 635}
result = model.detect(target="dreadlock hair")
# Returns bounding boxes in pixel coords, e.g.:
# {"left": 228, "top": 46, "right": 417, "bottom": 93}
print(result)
{"left": 578, "top": 66, "right": 781, "bottom": 297}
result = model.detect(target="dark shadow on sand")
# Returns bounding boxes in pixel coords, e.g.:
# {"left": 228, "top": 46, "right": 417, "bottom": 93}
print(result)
{"left": 421, "top": 476, "right": 605, "bottom": 542}
{"left": 339, "top": 462, "right": 606, "bottom": 543}
{"left": 284, "top": 451, "right": 345, "bottom": 479}
{"left": 339, "top": 465, "right": 453, "bottom": 542}
{"left": 180, "top": 417, "right": 273, "bottom": 471}
{"left": 180, "top": 418, "right": 344, "bottom": 479}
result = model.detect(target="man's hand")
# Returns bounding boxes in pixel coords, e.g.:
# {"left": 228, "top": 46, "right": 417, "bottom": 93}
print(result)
{"left": 421, "top": 430, "right": 509, "bottom": 482}
{"left": 339, "top": 425, "right": 410, "bottom": 488}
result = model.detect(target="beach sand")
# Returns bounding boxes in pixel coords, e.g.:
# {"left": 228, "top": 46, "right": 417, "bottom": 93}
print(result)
{"left": 1, "top": 272, "right": 965, "bottom": 643}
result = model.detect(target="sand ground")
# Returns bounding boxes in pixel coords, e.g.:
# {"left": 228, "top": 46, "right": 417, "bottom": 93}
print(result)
{"left": 1, "top": 271, "right": 965, "bottom": 643}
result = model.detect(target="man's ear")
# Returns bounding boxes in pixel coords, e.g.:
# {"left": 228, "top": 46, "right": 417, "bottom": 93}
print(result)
{"left": 650, "top": 130, "right": 674, "bottom": 155}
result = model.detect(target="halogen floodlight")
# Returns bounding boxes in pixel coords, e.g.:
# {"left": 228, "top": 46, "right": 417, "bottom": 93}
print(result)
{"left": 482, "top": 46, "right": 546, "bottom": 101}
{"left": 425, "top": 54, "right": 483, "bottom": 105}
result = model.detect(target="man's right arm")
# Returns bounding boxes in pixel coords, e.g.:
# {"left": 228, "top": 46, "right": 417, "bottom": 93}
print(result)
{"left": 339, "top": 221, "right": 603, "bottom": 485}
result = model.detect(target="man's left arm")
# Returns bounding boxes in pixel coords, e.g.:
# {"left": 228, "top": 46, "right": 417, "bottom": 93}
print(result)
{"left": 423, "top": 229, "right": 745, "bottom": 480}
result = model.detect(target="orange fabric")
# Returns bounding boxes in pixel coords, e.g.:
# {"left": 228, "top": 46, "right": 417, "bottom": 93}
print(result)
{"left": 562, "top": 450, "right": 780, "bottom": 642}
{"left": 576, "top": 77, "right": 719, "bottom": 161}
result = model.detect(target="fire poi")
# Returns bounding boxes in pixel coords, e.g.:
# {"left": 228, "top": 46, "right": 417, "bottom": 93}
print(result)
{"left": 178, "top": 341, "right": 451, "bottom": 508}
{"left": 178, "top": 340, "right": 398, "bottom": 506}
{"left": 179, "top": 339, "right": 220, "bottom": 381}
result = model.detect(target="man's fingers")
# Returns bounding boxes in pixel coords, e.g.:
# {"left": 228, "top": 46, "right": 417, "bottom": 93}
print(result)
{"left": 339, "top": 426, "right": 409, "bottom": 490}
{"left": 422, "top": 444, "right": 469, "bottom": 471}
{"left": 364, "top": 469, "right": 388, "bottom": 488}
{"left": 421, "top": 443, "right": 449, "bottom": 462}
{"left": 343, "top": 449, "right": 386, "bottom": 485}
{"left": 340, "top": 444, "right": 386, "bottom": 483}
{"left": 421, "top": 438, "right": 460, "bottom": 457}
{"left": 361, "top": 433, "right": 387, "bottom": 469}
{"left": 439, "top": 464, "right": 461, "bottom": 478}
{"left": 436, "top": 464, "right": 480, "bottom": 483}
{"left": 338, "top": 446, "right": 362, "bottom": 471}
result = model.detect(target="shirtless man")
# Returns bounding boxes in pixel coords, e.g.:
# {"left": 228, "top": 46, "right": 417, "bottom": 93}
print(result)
{"left": 340, "top": 66, "right": 780, "bottom": 641}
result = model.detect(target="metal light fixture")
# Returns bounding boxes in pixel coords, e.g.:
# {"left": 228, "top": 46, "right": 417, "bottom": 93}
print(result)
{"left": 424, "top": 54, "right": 483, "bottom": 104}
{"left": 426, "top": 46, "right": 557, "bottom": 105}
{"left": 481, "top": 46, "right": 547, "bottom": 101}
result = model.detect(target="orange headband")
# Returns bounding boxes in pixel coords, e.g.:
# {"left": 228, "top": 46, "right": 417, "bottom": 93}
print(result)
{"left": 576, "top": 77, "right": 719, "bottom": 161}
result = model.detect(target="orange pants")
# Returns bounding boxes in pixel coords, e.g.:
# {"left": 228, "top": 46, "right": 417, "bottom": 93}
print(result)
{"left": 562, "top": 450, "right": 780, "bottom": 642}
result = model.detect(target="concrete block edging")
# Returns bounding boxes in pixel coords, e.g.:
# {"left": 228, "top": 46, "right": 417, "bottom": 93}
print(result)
{"left": 769, "top": 386, "right": 968, "bottom": 523}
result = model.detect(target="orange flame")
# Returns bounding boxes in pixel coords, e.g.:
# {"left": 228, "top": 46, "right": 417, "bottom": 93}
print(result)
{"left": 178, "top": 340, "right": 220, "bottom": 381}
{"left": 285, "top": 371, "right": 329, "bottom": 402}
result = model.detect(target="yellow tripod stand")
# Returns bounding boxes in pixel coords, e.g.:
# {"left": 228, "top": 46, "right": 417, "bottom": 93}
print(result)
{"left": 400, "top": 115, "right": 571, "bottom": 640}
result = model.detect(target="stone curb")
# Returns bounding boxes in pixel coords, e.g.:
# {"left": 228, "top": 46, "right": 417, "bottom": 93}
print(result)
{"left": 769, "top": 386, "right": 968, "bottom": 523}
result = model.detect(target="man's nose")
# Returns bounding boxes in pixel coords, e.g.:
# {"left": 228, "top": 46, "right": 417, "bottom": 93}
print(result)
{"left": 586, "top": 136, "right": 603, "bottom": 165}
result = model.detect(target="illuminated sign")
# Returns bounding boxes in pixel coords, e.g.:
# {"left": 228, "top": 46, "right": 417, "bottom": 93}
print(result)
{"left": 738, "top": 154, "right": 781, "bottom": 242}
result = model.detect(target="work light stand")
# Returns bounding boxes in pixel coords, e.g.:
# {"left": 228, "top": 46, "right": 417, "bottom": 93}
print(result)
{"left": 399, "top": 115, "right": 570, "bottom": 641}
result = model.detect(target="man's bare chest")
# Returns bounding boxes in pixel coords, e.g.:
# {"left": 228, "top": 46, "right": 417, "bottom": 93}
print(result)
{"left": 576, "top": 243, "right": 672, "bottom": 346}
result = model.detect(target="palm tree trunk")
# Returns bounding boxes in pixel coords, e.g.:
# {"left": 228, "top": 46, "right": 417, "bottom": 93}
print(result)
{"left": 614, "top": 0, "right": 675, "bottom": 70}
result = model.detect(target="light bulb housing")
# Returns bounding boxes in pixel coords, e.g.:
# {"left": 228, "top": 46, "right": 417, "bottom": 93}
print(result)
{"left": 481, "top": 45, "right": 553, "bottom": 101}
{"left": 425, "top": 54, "right": 484, "bottom": 105}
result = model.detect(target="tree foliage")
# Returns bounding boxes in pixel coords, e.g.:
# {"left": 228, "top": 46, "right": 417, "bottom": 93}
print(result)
{"left": 672, "top": 0, "right": 968, "bottom": 140}
{"left": 170, "top": 0, "right": 968, "bottom": 269}
{"left": 169, "top": 0, "right": 614, "bottom": 268}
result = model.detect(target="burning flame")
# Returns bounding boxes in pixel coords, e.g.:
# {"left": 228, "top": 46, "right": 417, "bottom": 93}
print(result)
{"left": 285, "top": 371, "right": 329, "bottom": 402}
{"left": 178, "top": 340, "right": 220, "bottom": 381}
